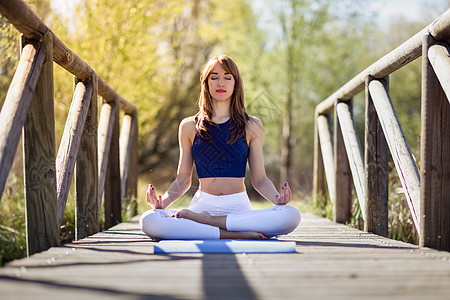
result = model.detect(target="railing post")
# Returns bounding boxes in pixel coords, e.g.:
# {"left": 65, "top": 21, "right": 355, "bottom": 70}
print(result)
{"left": 22, "top": 32, "right": 59, "bottom": 255}
{"left": 420, "top": 35, "right": 450, "bottom": 251}
{"left": 119, "top": 114, "right": 134, "bottom": 200}
{"left": 336, "top": 102, "right": 366, "bottom": 218}
{"left": 0, "top": 39, "right": 45, "bottom": 199}
{"left": 124, "top": 114, "right": 138, "bottom": 216}
{"left": 75, "top": 72, "right": 99, "bottom": 240}
{"left": 364, "top": 76, "right": 389, "bottom": 237}
{"left": 334, "top": 99, "right": 353, "bottom": 224}
{"left": 104, "top": 96, "right": 122, "bottom": 229}
{"left": 97, "top": 98, "right": 114, "bottom": 213}
{"left": 56, "top": 78, "right": 93, "bottom": 226}
{"left": 317, "top": 113, "right": 335, "bottom": 204}
{"left": 313, "top": 113, "right": 326, "bottom": 204}
{"left": 368, "top": 79, "right": 421, "bottom": 231}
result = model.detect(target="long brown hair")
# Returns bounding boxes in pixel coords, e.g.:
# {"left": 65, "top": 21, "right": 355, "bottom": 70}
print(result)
{"left": 195, "top": 55, "right": 249, "bottom": 144}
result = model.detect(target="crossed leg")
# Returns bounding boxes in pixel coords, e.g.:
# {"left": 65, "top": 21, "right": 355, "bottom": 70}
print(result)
{"left": 175, "top": 209, "right": 267, "bottom": 239}
{"left": 140, "top": 205, "right": 301, "bottom": 240}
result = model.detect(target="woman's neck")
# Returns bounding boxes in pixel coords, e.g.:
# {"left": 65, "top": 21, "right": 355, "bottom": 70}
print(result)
{"left": 212, "top": 100, "right": 231, "bottom": 123}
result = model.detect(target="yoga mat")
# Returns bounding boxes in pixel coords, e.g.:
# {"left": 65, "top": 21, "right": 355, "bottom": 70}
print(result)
{"left": 154, "top": 240, "right": 297, "bottom": 253}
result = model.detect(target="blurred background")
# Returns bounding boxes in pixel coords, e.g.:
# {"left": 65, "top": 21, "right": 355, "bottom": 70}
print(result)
{"left": 0, "top": 0, "right": 449, "bottom": 261}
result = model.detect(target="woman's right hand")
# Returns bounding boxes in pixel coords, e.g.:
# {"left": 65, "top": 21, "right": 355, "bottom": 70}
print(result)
{"left": 146, "top": 184, "right": 164, "bottom": 209}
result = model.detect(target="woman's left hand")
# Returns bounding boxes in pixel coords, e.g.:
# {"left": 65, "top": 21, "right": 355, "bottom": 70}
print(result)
{"left": 275, "top": 182, "right": 292, "bottom": 205}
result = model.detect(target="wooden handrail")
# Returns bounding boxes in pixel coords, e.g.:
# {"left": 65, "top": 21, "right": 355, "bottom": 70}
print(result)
{"left": 313, "top": 8, "right": 450, "bottom": 251}
{"left": 315, "top": 9, "right": 450, "bottom": 115}
{"left": 428, "top": 43, "right": 450, "bottom": 102}
{"left": 0, "top": 0, "right": 139, "bottom": 255}
{"left": 0, "top": 0, "right": 137, "bottom": 115}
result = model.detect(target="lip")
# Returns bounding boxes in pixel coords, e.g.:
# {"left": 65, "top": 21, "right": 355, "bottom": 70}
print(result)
{"left": 216, "top": 89, "right": 226, "bottom": 93}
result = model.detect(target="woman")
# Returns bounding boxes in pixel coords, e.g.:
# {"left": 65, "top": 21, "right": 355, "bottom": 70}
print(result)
{"left": 140, "top": 55, "right": 301, "bottom": 240}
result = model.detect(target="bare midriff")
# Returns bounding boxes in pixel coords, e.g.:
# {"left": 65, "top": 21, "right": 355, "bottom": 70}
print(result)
{"left": 199, "top": 177, "right": 246, "bottom": 195}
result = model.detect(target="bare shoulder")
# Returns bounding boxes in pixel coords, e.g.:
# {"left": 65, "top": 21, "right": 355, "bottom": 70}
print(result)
{"left": 247, "top": 115, "right": 264, "bottom": 131}
{"left": 179, "top": 116, "right": 196, "bottom": 139}
{"left": 246, "top": 115, "right": 264, "bottom": 141}
{"left": 180, "top": 116, "right": 196, "bottom": 126}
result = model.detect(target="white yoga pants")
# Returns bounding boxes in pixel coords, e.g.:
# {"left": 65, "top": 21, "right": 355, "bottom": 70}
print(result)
{"left": 139, "top": 190, "right": 301, "bottom": 240}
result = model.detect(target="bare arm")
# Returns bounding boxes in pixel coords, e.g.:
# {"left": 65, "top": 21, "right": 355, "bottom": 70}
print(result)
{"left": 247, "top": 117, "right": 292, "bottom": 205}
{"left": 146, "top": 117, "right": 195, "bottom": 209}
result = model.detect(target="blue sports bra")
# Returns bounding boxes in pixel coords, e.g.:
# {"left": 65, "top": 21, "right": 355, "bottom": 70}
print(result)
{"left": 192, "top": 119, "right": 249, "bottom": 178}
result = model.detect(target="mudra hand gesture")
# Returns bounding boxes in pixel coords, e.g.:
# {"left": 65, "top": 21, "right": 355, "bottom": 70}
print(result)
{"left": 275, "top": 182, "right": 292, "bottom": 205}
{"left": 146, "top": 184, "right": 164, "bottom": 209}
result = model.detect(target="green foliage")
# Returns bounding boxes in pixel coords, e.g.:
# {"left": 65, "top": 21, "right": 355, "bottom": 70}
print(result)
{"left": 0, "top": 16, "right": 19, "bottom": 110}
{"left": 0, "top": 176, "right": 26, "bottom": 266}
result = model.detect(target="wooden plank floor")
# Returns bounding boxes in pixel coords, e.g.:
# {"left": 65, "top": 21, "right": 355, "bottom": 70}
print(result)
{"left": 1, "top": 212, "right": 449, "bottom": 300}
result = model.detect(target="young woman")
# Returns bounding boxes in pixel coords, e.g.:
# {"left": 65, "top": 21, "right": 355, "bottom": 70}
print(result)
{"left": 140, "top": 55, "right": 301, "bottom": 240}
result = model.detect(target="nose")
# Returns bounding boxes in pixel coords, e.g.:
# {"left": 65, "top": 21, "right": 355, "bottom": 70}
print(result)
{"left": 218, "top": 77, "right": 224, "bottom": 86}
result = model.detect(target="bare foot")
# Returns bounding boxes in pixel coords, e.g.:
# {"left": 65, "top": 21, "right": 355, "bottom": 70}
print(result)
{"left": 220, "top": 229, "right": 268, "bottom": 240}
{"left": 175, "top": 209, "right": 213, "bottom": 225}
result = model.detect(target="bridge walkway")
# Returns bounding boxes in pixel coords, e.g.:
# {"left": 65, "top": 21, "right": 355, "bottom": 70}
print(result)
{"left": 0, "top": 213, "right": 449, "bottom": 299}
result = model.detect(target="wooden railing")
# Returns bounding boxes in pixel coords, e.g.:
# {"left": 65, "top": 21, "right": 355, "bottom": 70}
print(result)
{"left": 0, "top": 0, "right": 138, "bottom": 256}
{"left": 313, "top": 9, "right": 450, "bottom": 251}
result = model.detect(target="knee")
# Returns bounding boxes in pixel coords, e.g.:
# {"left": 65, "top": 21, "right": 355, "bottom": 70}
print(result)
{"left": 140, "top": 210, "right": 164, "bottom": 240}
{"left": 277, "top": 205, "right": 301, "bottom": 234}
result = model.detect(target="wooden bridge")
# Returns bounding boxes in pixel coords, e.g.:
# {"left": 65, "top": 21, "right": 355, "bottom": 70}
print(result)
{"left": 0, "top": 213, "right": 450, "bottom": 299}
{"left": 0, "top": 1, "right": 449, "bottom": 299}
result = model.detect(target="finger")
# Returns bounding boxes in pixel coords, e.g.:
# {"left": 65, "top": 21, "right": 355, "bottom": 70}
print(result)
{"left": 146, "top": 185, "right": 152, "bottom": 203}
{"left": 157, "top": 195, "right": 163, "bottom": 209}
{"left": 287, "top": 185, "right": 292, "bottom": 202}
{"left": 278, "top": 186, "right": 286, "bottom": 205}
{"left": 285, "top": 182, "right": 292, "bottom": 203}
{"left": 284, "top": 184, "right": 289, "bottom": 203}
{"left": 151, "top": 186, "right": 157, "bottom": 200}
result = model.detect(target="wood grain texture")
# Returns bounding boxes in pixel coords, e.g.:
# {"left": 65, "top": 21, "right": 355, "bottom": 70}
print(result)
{"left": 368, "top": 80, "right": 421, "bottom": 231}
{"left": 334, "top": 100, "right": 353, "bottom": 224}
{"left": 428, "top": 43, "right": 450, "bottom": 102}
{"left": 104, "top": 97, "right": 122, "bottom": 229}
{"left": 336, "top": 102, "right": 366, "bottom": 218}
{"left": 1, "top": 213, "right": 449, "bottom": 299}
{"left": 0, "top": 41, "right": 45, "bottom": 199}
{"left": 97, "top": 100, "right": 115, "bottom": 213}
{"left": 75, "top": 73, "right": 99, "bottom": 240}
{"left": 22, "top": 33, "right": 59, "bottom": 255}
{"left": 56, "top": 80, "right": 93, "bottom": 225}
{"left": 364, "top": 77, "right": 389, "bottom": 237}
{"left": 313, "top": 114, "right": 327, "bottom": 203}
{"left": 317, "top": 114, "right": 335, "bottom": 203}
{"left": 119, "top": 114, "right": 133, "bottom": 200}
{"left": 125, "top": 115, "right": 138, "bottom": 210}
{"left": 420, "top": 35, "right": 450, "bottom": 251}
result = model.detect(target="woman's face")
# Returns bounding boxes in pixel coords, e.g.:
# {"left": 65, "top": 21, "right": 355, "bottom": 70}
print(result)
{"left": 207, "top": 63, "right": 235, "bottom": 103}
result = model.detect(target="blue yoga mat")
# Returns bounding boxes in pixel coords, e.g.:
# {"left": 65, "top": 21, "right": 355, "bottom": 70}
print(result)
{"left": 154, "top": 240, "right": 296, "bottom": 253}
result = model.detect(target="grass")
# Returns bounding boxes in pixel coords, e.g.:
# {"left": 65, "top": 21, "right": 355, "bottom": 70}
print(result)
{"left": 0, "top": 176, "right": 26, "bottom": 266}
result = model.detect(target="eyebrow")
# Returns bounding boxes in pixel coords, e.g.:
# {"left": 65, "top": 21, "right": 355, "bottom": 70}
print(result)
{"left": 211, "top": 72, "right": 231, "bottom": 75}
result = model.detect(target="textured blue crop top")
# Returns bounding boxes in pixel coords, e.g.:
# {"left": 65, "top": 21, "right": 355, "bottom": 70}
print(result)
{"left": 192, "top": 119, "right": 249, "bottom": 178}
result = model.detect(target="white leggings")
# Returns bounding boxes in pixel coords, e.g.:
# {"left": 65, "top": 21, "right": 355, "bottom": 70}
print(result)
{"left": 139, "top": 190, "right": 301, "bottom": 240}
